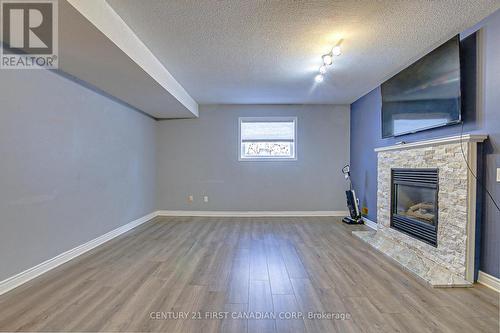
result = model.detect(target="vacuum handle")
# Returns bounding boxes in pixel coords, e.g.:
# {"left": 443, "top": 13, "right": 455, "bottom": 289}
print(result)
{"left": 342, "top": 164, "right": 350, "bottom": 175}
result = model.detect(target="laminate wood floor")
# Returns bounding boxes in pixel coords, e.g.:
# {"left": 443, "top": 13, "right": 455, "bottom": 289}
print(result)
{"left": 0, "top": 216, "right": 498, "bottom": 332}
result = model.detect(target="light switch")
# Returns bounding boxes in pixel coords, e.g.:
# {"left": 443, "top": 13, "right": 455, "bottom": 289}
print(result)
{"left": 497, "top": 168, "right": 500, "bottom": 182}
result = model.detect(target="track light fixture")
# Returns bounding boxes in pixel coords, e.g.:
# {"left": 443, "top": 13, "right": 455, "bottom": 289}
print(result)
{"left": 315, "top": 41, "right": 342, "bottom": 83}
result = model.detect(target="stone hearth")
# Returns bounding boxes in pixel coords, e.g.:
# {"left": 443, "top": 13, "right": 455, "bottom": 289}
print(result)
{"left": 353, "top": 134, "right": 487, "bottom": 287}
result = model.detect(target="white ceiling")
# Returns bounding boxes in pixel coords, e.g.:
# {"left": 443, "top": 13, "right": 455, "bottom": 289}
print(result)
{"left": 106, "top": 0, "right": 499, "bottom": 105}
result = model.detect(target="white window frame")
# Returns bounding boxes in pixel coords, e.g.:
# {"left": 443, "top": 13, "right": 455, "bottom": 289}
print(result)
{"left": 238, "top": 116, "right": 298, "bottom": 161}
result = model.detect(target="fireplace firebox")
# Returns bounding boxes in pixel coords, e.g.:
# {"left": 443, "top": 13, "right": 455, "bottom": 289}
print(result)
{"left": 391, "top": 168, "right": 438, "bottom": 246}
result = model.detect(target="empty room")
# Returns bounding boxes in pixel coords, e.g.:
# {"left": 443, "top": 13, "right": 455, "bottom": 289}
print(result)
{"left": 1, "top": 1, "right": 499, "bottom": 332}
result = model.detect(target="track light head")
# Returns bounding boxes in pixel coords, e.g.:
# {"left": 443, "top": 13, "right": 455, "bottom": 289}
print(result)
{"left": 322, "top": 53, "right": 333, "bottom": 66}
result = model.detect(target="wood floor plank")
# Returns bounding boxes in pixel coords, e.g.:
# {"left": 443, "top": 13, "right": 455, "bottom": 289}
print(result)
{"left": 266, "top": 245, "right": 294, "bottom": 295}
{"left": 248, "top": 280, "right": 275, "bottom": 333}
{"left": 273, "top": 294, "right": 306, "bottom": 333}
{"left": 249, "top": 280, "right": 273, "bottom": 311}
{"left": 221, "top": 303, "right": 248, "bottom": 333}
{"left": 295, "top": 243, "right": 337, "bottom": 291}
{"left": 290, "top": 278, "right": 338, "bottom": 333}
{"left": 249, "top": 240, "right": 270, "bottom": 281}
{"left": 280, "top": 243, "right": 308, "bottom": 279}
{"left": 316, "top": 288, "right": 362, "bottom": 333}
{"left": 226, "top": 254, "right": 250, "bottom": 304}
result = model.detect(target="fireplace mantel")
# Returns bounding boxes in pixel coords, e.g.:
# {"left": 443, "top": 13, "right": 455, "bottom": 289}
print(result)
{"left": 354, "top": 134, "right": 488, "bottom": 287}
{"left": 374, "top": 134, "right": 488, "bottom": 152}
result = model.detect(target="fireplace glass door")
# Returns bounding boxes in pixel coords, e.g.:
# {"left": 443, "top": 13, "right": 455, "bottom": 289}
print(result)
{"left": 391, "top": 168, "right": 439, "bottom": 246}
{"left": 394, "top": 185, "right": 437, "bottom": 226}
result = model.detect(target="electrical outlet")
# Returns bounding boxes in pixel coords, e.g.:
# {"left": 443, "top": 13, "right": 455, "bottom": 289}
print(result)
{"left": 203, "top": 196, "right": 209, "bottom": 203}
{"left": 497, "top": 168, "right": 500, "bottom": 182}
{"left": 188, "top": 195, "right": 194, "bottom": 203}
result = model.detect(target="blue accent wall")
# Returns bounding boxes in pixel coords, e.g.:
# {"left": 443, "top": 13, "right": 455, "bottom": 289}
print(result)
{"left": 350, "top": 9, "right": 500, "bottom": 278}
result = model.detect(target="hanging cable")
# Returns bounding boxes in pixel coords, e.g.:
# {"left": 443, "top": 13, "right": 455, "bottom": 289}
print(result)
{"left": 459, "top": 122, "right": 500, "bottom": 212}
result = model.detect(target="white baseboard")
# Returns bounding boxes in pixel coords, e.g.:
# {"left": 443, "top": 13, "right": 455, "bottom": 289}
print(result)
{"left": 0, "top": 211, "right": 158, "bottom": 296}
{"left": 156, "top": 210, "right": 348, "bottom": 217}
{"left": 477, "top": 270, "right": 500, "bottom": 292}
{"left": 362, "top": 217, "right": 378, "bottom": 230}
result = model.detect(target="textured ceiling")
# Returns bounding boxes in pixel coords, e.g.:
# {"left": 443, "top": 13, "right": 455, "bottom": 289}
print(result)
{"left": 106, "top": 0, "right": 500, "bottom": 105}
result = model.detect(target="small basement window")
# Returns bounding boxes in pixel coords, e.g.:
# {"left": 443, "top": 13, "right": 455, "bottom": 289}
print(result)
{"left": 239, "top": 117, "right": 297, "bottom": 161}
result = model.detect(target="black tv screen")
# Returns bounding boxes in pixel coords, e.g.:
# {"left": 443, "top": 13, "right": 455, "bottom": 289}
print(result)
{"left": 381, "top": 35, "right": 462, "bottom": 138}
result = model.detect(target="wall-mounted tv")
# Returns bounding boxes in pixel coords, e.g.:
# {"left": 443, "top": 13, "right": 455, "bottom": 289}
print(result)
{"left": 381, "top": 35, "right": 462, "bottom": 138}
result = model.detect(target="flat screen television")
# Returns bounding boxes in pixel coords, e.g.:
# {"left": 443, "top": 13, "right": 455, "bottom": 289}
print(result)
{"left": 381, "top": 35, "right": 462, "bottom": 138}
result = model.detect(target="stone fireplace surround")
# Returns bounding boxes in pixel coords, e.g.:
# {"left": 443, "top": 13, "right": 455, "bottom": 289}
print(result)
{"left": 353, "top": 134, "right": 487, "bottom": 287}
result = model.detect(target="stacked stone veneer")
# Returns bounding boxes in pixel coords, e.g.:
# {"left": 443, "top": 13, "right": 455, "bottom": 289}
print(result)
{"left": 377, "top": 142, "right": 469, "bottom": 278}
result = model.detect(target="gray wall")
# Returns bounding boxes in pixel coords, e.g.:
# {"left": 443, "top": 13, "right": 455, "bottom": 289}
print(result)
{"left": 0, "top": 70, "right": 157, "bottom": 281}
{"left": 157, "top": 104, "right": 350, "bottom": 211}
{"left": 350, "top": 9, "right": 500, "bottom": 278}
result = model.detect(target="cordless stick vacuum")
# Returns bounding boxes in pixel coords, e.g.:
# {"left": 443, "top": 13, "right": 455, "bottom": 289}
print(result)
{"left": 341, "top": 164, "right": 363, "bottom": 225}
